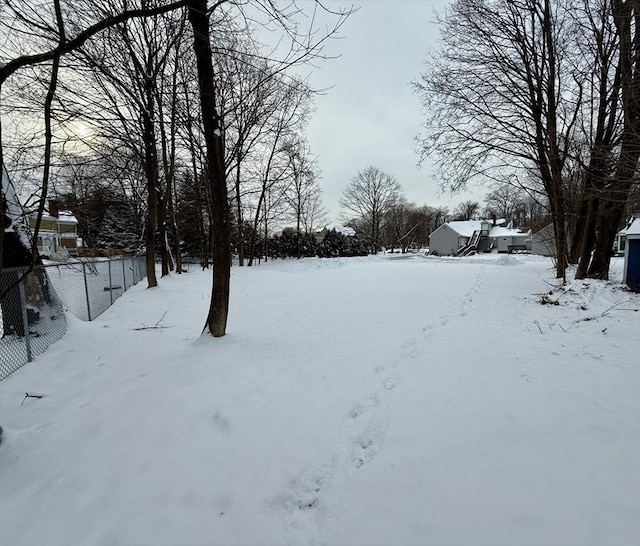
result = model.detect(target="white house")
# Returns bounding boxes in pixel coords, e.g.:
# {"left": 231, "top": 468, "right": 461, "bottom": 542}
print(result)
{"left": 28, "top": 200, "right": 80, "bottom": 259}
{"left": 429, "top": 220, "right": 531, "bottom": 256}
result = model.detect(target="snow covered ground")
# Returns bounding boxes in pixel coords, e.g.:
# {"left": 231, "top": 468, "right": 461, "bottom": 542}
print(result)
{"left": 1, "top": 253, "right": 638, "bottom": 546}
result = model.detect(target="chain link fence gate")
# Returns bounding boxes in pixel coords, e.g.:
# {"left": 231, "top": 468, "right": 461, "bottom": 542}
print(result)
{"left": 0, "top": 256, "right": 146, "bottom": 380}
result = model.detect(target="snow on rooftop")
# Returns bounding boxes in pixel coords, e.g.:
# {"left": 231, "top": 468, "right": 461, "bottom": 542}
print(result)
{"left": 619, "top": 215, "right": 640, "bottom": 236}
{"left": 27, "top": 210, "right": 78, "bottom": 224}
{"left": 625, "top": 217, "right": 640, "bottom": 236}
{"left": 445, "top": 220, "right": 485, "bottom": 237}
{"left": 489, "top": 225, "right": 530, "bottom": 237}
{"left": 45, "top": 211, "right": 78, "bottom": 223}
{"left": 445, "top": 220, "right": 526, "bottom": 238}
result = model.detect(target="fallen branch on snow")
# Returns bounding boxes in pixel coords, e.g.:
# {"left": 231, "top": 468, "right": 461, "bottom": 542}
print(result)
{"left": 21, "top": 392, "right": 44, "bottom": 405}
{"left": 133, "top": 311, "right": 173, "bottom": 330}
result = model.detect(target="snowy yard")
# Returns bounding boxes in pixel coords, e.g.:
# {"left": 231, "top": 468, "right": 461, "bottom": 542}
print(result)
{"left": 1, "top": 253, "right": 638, "bottom": 546}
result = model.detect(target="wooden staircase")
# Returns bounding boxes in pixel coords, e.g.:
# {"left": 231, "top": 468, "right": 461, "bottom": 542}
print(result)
{"left": 456, "top": 230, "right": 481, "bottom": 256}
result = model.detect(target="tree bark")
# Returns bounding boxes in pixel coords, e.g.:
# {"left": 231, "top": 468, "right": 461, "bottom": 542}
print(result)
{"left": 157, "top": 100, "right": 173, "bottom": 277}
{"left": 188, "top": 0, "right": 231, "bottom": 337}
{"left": 142, "top": 102, "right": 158, "bottom": 288}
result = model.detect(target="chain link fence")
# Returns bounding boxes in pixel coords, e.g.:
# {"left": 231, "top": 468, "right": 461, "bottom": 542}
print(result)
{"left": 45, "top": 256, "right": 146, "bottom": 321}
{"left": 1, "top": 256, "right": 146, "bottom": 380}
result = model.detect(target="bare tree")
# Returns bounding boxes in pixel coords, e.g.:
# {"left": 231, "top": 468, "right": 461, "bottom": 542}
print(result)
{"left": 452, "top": 200, "right": 480, "bottom": 221}
{"left": 340, "top": 166, "right": 403, "bottom": 254}
{"left": 74, "top": 7, "right": 187, "bottom": 284}
{"left": 282, "top": 138, "right": 322, "bottom": 258}
{"left": 246, "top": 79, "right": 312, "bottom": 265}
{"left": 484, "top": 184, "right": 526, "bottom": 222}
{"left": 300, "top": 188, "right": 328, "bottom": 235}
{"left": 383, "top": 200, "right": 429, "bottom": 253}
{"left": 186, "top": 0, "right": 230, "bottom": 335}
{"left": 218, "top": 49, "right": 281, "bottom": 266}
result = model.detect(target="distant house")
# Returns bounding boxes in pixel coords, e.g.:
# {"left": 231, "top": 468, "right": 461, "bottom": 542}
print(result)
{"left": 28, "top": 200, "right": 80, "bottom": 259}
{"left": 428, "top": 220, "right": 530, "bottom": 256}
{"left": 314, "top": 224, "right": 356, "bottom": 243}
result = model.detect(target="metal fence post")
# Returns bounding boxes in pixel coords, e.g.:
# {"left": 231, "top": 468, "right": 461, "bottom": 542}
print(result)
{"left": 108, "top": 259, "right": 113, "bottom": 305}
{"left": 122, "top": 258, "right": 128, "bottom": 291}
{"left": 82, "top": 263, "right": 92, "bottom": 321}
{"left": 18, "top": 280, "right": 33, "bottom": 363}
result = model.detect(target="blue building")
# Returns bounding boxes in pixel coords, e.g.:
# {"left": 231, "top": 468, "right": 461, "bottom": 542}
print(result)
{"left": 623, "top": 216, "right": 640, "bottom": 292}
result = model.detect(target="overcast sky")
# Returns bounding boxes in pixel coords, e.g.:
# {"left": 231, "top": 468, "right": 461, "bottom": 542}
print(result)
{"left": 301, "top": 0, "right": 484, "bottom": 223}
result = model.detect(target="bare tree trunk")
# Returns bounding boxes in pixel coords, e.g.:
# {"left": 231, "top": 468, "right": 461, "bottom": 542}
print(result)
{"left": 142, "top": 101, "right": 158, "bottom": 288}
{"left": 167, "top": 63, "right": 181, "bottom": 274}
{"left": 156, "top": 193, "right": 171, "bottom": 276}
{"left": 574, "top": 192, "right": 598, "bottom": 278}
{"left": 188, "top": 0, "right": 230, "bottom": 337}
{"left": 157, "top": 100, "right": 175, "bottom": 276}
{"left": 296, "top": 208, "right": 301, "bottom": 259}
{"left": 264, "top": 208, "right": 269, "bottom": 262}
{"left": 544, "top": 0, "right": 568, "bottom": 280}
{"left": 575, "top": 146, "right": 615, "bottom": 278}
{"left": 235, "top": 146, "right": 245, "bottom": 266}
{"left": 248, "top": 188, "right": 267, "bottom": 267}
{"left": 588, "top": 0, "right": 640, "bottom": 279}
{"left": 31, "top": 55, "right": 61, "bottom": 268}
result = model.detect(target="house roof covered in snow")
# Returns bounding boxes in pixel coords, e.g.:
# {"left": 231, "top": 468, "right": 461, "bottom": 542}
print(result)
{"left": 29, "top": 211, "right": 78, "bottom": 224}
{"left": 490, "top": 226, "right": 531, "bottom": 237}
{"left": 624, "top": 217, "right": 640, "bottom": 237}
{"left": 618, "top": 215, "right": 640, "bottom": 236}
{"left": 441, "top": 220, "right": 527, "bottom": 238}
{"left": 445, "top": 220, "right": 485, "bottom": 237}
{"left": 48, "top": 211, "right": 77, "bottom": 224}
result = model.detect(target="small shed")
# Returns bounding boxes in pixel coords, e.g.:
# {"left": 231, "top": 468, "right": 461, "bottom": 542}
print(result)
{"left": 623, "top": 217, "right": 640, "bottom": 292}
